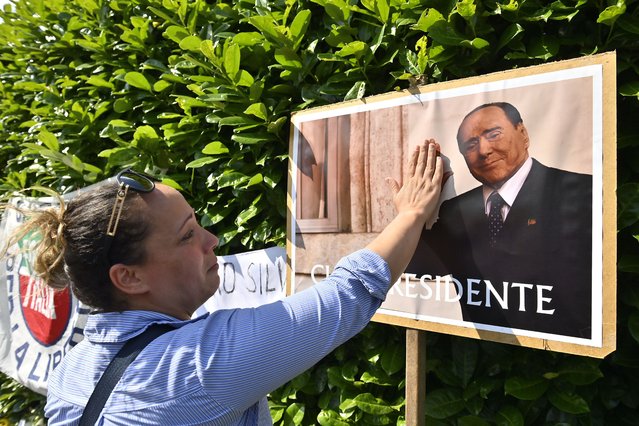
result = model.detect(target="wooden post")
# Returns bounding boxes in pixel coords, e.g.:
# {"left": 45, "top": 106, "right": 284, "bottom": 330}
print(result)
{"left": 405, "top": 329, "right": 426, "bottom": 425}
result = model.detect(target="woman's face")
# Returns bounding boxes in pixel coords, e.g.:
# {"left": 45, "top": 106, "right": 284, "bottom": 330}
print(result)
{"left": 136, "top": 184, "right": 220, "bottom": 319}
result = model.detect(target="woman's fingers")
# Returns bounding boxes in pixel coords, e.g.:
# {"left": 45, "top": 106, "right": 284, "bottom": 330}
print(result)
{"left": 425, "top": 140, "right": 438, "bottom": 178}
{"left": 414, "top": 139, "right": 438, "bottom": 181}
{"left": 412, "top": 140, "right": 432, "bottom": 180}
{"left": 433, "top": 155, "right": 443, "bottom": 186}
{"left": 406, "top": 143, "right": 420, "bottom": 181}
{"left": 386, "top": 177, "right": 400, "bottom": 196}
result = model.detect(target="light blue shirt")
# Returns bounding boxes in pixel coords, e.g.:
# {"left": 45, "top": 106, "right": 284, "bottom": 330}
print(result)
{"left": 45, "top": 249, "right": 390, "bottom": 425}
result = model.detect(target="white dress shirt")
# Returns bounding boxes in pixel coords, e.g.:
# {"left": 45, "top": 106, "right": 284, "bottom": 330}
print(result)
{"left": 482, "top": 157, "right": 533, "bottom": 221}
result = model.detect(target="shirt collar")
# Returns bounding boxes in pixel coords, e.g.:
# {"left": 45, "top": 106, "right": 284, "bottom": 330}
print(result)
{"left": 483, "top": 156, "right": 533, "bottom": 213}
{"left": 83, "top": 310, "right": 202, "bottom": 343}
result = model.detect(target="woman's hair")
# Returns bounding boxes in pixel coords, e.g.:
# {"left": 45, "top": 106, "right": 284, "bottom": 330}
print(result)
{"left": 3, "top": 182, "right": 152, "bottom": 311}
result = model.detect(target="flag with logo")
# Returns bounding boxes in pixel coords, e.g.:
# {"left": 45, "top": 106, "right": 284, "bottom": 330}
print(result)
{"left": 0, "top": 195, "right": 88, "bottom": 395}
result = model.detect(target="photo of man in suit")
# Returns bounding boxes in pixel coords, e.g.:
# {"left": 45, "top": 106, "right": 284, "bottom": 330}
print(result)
{"left": 406, "top": 102, "right": 593, "bottom": 339}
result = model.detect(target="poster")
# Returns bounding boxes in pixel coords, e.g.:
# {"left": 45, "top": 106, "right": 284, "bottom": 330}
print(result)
{"left": 287, "top": 53, "right": 617, "bottom": 357}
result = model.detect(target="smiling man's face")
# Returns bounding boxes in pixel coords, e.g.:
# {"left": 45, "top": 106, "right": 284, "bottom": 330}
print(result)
{"left": 457, "top": 106, "right": 530, "bottom": 188}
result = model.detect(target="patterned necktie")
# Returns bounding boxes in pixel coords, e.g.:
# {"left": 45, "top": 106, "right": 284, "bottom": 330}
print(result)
{"left": 488, "top": 191, "right": 505, "bottom": 248}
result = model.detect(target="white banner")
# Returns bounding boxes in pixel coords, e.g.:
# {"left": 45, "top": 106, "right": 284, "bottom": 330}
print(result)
{"left": 0, "top": 187, "right": 286, "bottom": 394}
{"left": 194, "top": 247, "right": 287, "bottom": 316}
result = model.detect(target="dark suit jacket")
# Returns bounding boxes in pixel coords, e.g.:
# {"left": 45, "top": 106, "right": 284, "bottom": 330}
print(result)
{"left": 407, "top": 159, "right": 593, "bottom": 338}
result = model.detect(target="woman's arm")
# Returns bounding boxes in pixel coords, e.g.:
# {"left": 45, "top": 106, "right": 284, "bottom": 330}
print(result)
{"left": 198, "top": 141, "right": 443, "bottom": 411}
{"left": 367, "top": 141, "right": 443, "bottom": 283}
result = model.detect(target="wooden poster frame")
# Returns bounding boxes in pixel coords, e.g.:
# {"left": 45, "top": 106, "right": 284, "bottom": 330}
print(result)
{"left": 286, "top": 52, "right": 617, "bottom": 358}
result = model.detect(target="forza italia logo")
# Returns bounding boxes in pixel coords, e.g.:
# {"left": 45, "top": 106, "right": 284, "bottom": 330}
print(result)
{"left": 18, "top": 269, "right": 72, "bottom": 346}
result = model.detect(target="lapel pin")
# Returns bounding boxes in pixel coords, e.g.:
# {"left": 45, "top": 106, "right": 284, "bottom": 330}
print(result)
{"left": 527, "top": 218, "right": 537, "bottom": 226}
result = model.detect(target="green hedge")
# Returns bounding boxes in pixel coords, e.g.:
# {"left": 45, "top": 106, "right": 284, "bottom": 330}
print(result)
{"left": 0, "top": 0, "right": 638, "bottom": 424}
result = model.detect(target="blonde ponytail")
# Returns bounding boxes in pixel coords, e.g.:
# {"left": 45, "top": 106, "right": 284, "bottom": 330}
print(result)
{"left": 2, "top": 193, "right": 69, "bottom": 290}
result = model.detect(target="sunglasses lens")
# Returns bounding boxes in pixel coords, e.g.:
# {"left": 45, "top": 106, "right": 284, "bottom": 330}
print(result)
{"left": 118, "top": 171, "right": 155, "bottom": 192}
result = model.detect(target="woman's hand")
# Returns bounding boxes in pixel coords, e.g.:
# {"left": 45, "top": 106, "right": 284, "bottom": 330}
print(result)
{"left": 367, "top": 140, "right": 443, "bottom": 284}
{"left": 386, "top": 139, "right": 443, "bottom": 225}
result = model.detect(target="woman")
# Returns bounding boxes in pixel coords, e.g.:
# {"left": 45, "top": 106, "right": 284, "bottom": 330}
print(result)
{"left": 8, "top": 142, "right": 442, "bottom": 425}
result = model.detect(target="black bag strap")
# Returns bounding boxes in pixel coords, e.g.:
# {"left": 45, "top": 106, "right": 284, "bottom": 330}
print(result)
{"left": 79, "top": 324, "right": 175, "bottom": 426}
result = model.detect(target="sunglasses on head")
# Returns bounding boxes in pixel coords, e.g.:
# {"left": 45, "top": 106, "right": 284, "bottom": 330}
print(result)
{"left": 106, "top": 168, "right": 158, "bottom": 238}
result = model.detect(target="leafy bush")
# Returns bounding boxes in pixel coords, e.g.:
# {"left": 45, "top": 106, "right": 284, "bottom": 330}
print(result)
{"left": 0, "top": 373, "right": 45, "bottom": 425}
{"left": 0, "top": 0, "right": 638, "bottom": 424}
